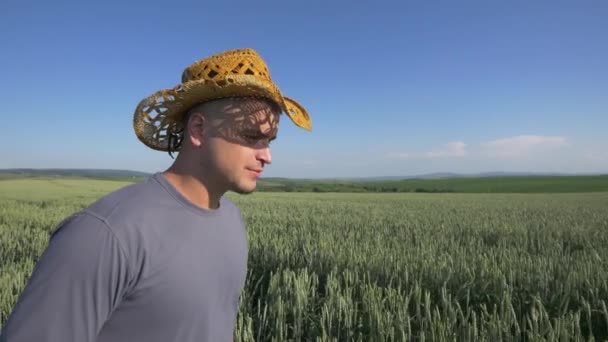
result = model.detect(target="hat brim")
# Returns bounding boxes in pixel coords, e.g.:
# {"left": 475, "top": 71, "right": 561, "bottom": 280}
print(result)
{"left": 133, "top": 75, "right": 311, "bottom": 152}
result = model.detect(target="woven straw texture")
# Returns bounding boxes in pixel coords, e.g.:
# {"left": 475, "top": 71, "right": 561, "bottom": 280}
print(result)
{"left": 133, "top": 48, "right": 311, "bottom": 151}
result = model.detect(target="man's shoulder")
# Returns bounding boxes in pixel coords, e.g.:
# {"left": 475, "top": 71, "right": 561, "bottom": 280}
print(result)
{"left": 79, "top": 174, "right": 198, "bottom": 239}
{"left": 68, "top": 175, "right": 245, "bottom": 241}
{"left": 85, "top": 175, "right": 164, "bottom": 220}
{"left": 58, "top": 174, "right": 178, "bottom": 256}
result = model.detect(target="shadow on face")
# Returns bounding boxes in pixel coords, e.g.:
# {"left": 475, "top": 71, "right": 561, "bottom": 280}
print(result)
{"left": 201, "top": 97, "right": 280, "bottom": 149}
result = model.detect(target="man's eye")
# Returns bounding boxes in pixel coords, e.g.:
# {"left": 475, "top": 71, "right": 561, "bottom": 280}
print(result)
{"left": 241, "top": 133, "right": 273, "bottom": 146}
{"left": 243, "top": 135, "right": 264, "bottom": 144}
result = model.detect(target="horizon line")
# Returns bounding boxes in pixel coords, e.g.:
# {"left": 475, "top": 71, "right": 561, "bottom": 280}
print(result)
{"left": 1, "top": 167, "right": 607, "bottom": 180}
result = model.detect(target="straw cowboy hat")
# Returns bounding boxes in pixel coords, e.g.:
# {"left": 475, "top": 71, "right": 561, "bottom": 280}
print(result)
{"left": 133, "top": 48, "right": 312, "bottom": 152}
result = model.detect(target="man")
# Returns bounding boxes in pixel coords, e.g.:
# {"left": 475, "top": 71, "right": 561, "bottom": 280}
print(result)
{"left": 0, "top": 48, "right": 312, "bottom": 341}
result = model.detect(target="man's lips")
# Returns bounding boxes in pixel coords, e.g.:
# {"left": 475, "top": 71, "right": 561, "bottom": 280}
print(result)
{"left": 247, "top": 168, "right": 263, "bottom": 177}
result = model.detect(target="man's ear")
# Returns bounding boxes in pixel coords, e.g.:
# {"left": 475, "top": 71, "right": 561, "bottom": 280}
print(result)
{"left": 187, "top": 112, "right": 206, "bottom": 147}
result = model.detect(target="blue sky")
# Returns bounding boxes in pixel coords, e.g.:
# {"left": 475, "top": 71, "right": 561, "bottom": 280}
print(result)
{"left": 1, "top": 0, "right": 607, "bottom": 178}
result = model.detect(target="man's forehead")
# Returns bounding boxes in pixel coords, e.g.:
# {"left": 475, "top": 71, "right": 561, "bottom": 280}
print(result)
{"left": 205, "top": 97, "right": 280, "bottom": 133}
{"left": 243, "top": 110, "right": 279, "bottom": 135}
{"left": 236, "top": 98, "right": 277, "bottom": 115}
{"left": 221, "top": 98, "right": 280, "bottom": 117}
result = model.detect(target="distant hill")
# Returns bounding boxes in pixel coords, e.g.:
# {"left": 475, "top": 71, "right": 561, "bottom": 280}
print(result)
{"left": 0, "top": 168, "right": 151, "bottom": 179}
{"left": 257, "top": 175, "right": 608, "bottom": 193}
{"left": 1, "top": 169, "right": 604, "bottom": 182}
{"left": 2, "top": 169, "right": 607, "bottom": 193}
{"left": 341, "top": 171, "right": 599, "bottom": 181}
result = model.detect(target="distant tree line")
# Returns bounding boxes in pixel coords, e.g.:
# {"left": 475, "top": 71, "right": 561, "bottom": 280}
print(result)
{"left": 256, "top": 182, "right": 455, "bottom": 193}
{"left": 254, "top": 175, "right": 608, "bottom": 193}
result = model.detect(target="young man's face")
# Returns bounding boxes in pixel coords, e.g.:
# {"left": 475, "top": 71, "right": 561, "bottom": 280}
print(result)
{"left": 198, "top": 98, "right": 280, "bottom": 194}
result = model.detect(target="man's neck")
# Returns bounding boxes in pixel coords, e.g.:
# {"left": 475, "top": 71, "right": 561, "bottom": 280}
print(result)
{"left": 161, "top": 167, "right": 223, "bottom": 210}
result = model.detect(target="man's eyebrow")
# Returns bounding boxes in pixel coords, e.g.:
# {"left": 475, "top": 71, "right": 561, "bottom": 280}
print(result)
{"left": 242, "top": 129, "right": 277, "bottom": 140}
{"left": 262, "top": 131, "right": 278, "bottom": 141}
{"left": 264, "top": 130, "right": 278, "bottom": 141}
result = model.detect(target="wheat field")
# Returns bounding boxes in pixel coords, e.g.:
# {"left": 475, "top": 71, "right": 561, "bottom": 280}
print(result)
{"left": 1, "top": 178, "right": 608, "bottom": 341}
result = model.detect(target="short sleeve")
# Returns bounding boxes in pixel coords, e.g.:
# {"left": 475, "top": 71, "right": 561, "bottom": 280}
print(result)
{"left": 0, "top": 212, "right": 132, "bottom": 342}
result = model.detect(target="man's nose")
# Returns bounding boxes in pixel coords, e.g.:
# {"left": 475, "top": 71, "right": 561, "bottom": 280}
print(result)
{"left": 256, "top": 146, "right": 272, "bottom": 165}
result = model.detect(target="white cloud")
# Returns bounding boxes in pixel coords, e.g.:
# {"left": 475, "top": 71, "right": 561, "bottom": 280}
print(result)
{"left": 387, "top": 135, "right": 575, "bottom": 165}
{"left": 425, "top": 141, "right": 467, "bottom": 158}
{"left": 482, "top": 135, "right": 568, "bottom": 158}
{"left": 388, "top": 141, "right": 467, "bottom": 160}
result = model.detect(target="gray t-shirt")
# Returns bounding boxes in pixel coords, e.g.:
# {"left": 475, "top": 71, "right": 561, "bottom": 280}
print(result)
{"left": 0, "top": 172, "right": 248, "bottom": 342}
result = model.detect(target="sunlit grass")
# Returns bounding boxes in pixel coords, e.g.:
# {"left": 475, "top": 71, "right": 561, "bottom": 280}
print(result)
{"left": 1, "top": 179, "right": 607, "bottom": 340}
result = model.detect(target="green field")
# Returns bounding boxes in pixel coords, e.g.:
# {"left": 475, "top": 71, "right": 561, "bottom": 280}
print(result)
{"left": 255, "top": 175, "right": 608, "bottom": 193}
{"left": 3, "top": 170, "right": 607, "bottom": 193}
{"left": 1, "top": 178, "right": 608, "bottom": 341}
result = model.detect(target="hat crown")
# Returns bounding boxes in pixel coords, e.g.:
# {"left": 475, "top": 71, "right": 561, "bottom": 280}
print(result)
{"left": 133, "top": 48, "right": 311, "bottom": 152}
{"left": 181, "top": 48, "right": 273, "bottom": 84}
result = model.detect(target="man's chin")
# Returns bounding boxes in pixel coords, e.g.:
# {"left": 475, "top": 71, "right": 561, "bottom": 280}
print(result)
{"left": 231, "top": 182, "right": 257, "bottom": 195}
